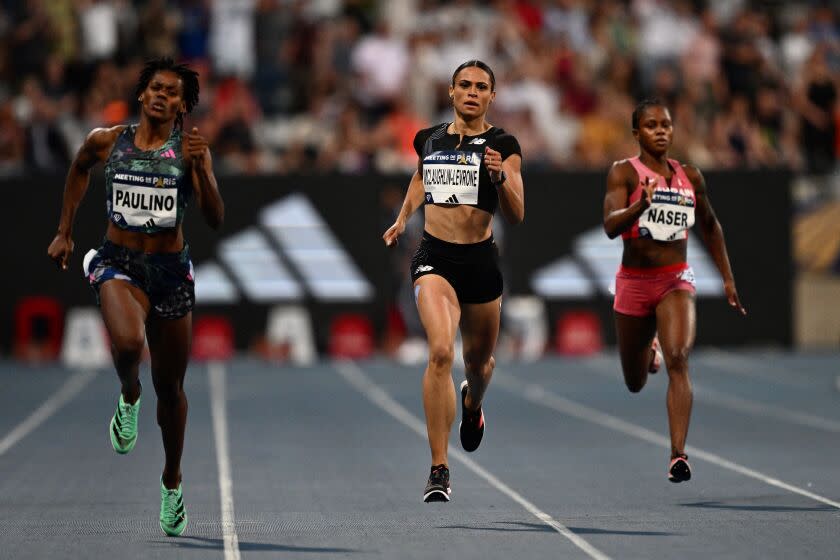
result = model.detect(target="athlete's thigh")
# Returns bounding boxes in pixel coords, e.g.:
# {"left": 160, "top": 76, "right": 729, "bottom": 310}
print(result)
{"left": 459, "top": 297, "right": 501, "bottom": 363}
{"left": 147, "top": 312, "right": 192, "bottom": 382}
{"left": 655, "top": 290, "right": 696, "bottom": 356}
{"left": 614, "top": 310, "right": 657, "bottom": 377}
{"left": 414, "top": 274, "right": 461, "bottom": 347}
{"left": 99, "top": 279, "right": 150, "bottom": 342}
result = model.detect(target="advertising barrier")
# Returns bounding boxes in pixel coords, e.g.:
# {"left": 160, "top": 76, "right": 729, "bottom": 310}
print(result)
{"left": 4, "top": 170, "right": 791, "bottom": 356}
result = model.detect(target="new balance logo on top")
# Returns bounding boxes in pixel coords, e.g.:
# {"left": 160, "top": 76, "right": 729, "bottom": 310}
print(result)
{"left": 469, "top": 138, "right": 486, "bottom": 145}
{"left": 160, "top": 148, "right": 176, "bottom": 159}
{"left": 445, "top": 194, "right": 459, "bottom": 204}
{"left": 144, "top": 218, "right": 156, "bottom": 228}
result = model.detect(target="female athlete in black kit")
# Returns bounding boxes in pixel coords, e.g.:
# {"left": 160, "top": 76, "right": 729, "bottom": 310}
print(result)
{"left": 383, "top": 60, "right": 524, "bottom": 502}
{"left": 47, "top": 58, "right": 223, "bottom": 535}
{"left": 604, "top": 99, "right": 746, "bottom": 482}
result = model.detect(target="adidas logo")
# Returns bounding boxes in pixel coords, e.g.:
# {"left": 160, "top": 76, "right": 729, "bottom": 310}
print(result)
{"left": 445, "top": 194, "right": 459, "bottom": 204}
{"left": 194, "top": 194, "right": 373, "bottom": 305}
{"left": 160, "top": 148, "right": 176, "bottom": 159}
{"left": 530, "top": 225, "right": 725, "bottom": 298}
{"left": 144, "top": 218, "right": 156, "bottom": 228}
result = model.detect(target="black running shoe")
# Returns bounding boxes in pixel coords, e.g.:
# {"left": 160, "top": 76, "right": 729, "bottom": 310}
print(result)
{"left": 668, "top": 454, "right": 692, "bottom": 483}
{"left": 423, "top": 464, "right": 451, "bottom": 503}
{"left": 459, "top": 380, "right": 485, "bottom": 452}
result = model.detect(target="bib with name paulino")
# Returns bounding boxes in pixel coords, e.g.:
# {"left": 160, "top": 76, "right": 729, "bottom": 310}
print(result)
{"left": 111, "top": 171, "right": 179, "bottom": 230}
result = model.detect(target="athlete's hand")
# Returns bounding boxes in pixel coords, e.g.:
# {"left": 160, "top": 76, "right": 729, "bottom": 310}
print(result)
{"left": 383, "top": 218, "right": 405, "bottom": 247}
{"left": 724, "top": 279, "right": 747, "bottom": 316}
{"left": 186, "top": 127, "right": 209, "bottom": 163}
{"left": 640, "top": 176, "right": 656, "bottom": 209}
{"left": 484, "top": 147, "right": 503, "bottom": 182}
{"left": 47, "top": 234, "right": 74, "bottom": 271}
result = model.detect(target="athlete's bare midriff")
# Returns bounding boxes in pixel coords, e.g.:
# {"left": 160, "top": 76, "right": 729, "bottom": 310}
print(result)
{"left": 424, "top": 204, "right": 493, "bottom": 244}
{"left": 106, "top": 222, "right": 185, "bottom": 253}
{"left": 622, "top": 237, "right": 687, "bottom": 268}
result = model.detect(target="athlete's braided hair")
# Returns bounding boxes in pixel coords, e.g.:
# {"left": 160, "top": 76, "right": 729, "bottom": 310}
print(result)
{"left": 632, "top": 98, "right": 668, "bottom": 130}
{"left": 134, "top": 57, "right": 199, "bottom": 130}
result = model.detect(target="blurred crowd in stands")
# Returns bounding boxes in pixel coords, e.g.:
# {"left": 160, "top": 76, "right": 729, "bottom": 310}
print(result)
{"left": 0, "top": 0, "right": 836, "bottom": 178}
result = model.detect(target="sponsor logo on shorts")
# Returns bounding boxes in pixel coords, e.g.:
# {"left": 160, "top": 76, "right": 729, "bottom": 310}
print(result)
{"left": 415, "top": 265, "right": 434, "bottom": 274}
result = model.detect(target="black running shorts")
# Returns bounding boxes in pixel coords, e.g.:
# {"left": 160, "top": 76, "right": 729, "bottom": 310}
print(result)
{"left": 85, "top": 240, "right": 195, "bottom": 320}
{"left": 409, "top": 231, "right": 503, "bottom": 304}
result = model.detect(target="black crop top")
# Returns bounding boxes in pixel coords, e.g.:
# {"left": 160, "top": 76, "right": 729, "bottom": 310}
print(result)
{"left": 413, "top": 123, "right": 522, "bottom": 215}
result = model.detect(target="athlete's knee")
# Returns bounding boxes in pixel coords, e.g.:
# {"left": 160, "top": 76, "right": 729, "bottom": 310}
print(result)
{"left": 156, "top": 384, "right": 186, "bottom": 407}
{"left": 111, "top": 331, "right": 146, "bottom": 363}
{"left": 463, "top": 353, "right": 494, "bottom": 376}
{"left": 663, "top": 346, "right": 690, "bottom": 372}
{"left": 427, "top": 343, "right": 455, "bottom": 371}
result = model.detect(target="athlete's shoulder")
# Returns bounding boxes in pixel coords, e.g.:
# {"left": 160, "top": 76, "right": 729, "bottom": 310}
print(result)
{"left": 609, "top": 158, "right": 636, "bottom": 174}
{"left": 678, "top": 161, "right": 705, "bottom": 187}
{"left": 85, "top": 125, "right": 127, "bottom": 147}
{"left": 490, "top": 128, "right": 522, "bottom": 158}
{"left": 413, "top": 123, "right": 448, "bottom": 157}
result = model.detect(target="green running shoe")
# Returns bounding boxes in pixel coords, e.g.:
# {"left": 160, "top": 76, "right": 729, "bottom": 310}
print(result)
{"left": 109, "top": 392, "right": 141, "bottom": 454}
{"left": 160, "top": 479, "right": 188, "bottom": 536}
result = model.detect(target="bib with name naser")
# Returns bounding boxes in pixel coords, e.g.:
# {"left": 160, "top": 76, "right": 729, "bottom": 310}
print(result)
{"left": 422, "top": 150, "right": 482, "bottom": 205}
{"left": 638, "top": 188, "right": 695, "bottom": 241}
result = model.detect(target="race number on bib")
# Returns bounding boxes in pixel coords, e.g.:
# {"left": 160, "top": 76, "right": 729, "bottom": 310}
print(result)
{"left": 111, "top": 172, "right": 178, "bottom": 228}
{"left": 423, "top": 150, "right": 481, "bottom": 205}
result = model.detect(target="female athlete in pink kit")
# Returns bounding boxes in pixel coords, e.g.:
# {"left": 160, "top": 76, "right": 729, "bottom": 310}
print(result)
{"left": 603, "top": 99, "right": 746, "bottom": 482}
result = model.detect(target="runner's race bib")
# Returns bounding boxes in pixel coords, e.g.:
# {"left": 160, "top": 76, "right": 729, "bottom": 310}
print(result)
{"left": 111, "top": 172, "right": 178, "bottom": 229}
{"left": 638, "top": 189, "right": 695, "bottom": 241}
{"left": 422, "top": 150, "right": 481, "bottom": 205}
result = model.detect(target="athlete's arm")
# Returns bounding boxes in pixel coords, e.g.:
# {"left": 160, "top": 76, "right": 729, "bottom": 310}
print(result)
{"left": 47, "top": 127, "right": 118, "bottom": 270}
{"left": 487, "top": 148, "right": 524, "bottom": 225}
{"left": 603, "top": 160, "right": 652, "bottom": 239}
{"left": 383, "top": 166, "right": 424, "bottom": 247}
{"left": 186, "top": 127, "right": 224, "bottom": 230}
{"left": 687, "top": 164, "right": 746, "bottom": 315}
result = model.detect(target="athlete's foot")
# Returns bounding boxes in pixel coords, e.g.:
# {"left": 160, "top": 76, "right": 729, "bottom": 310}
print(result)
{"left": 668, "top": 454, "right": 692, "bottom": 483}
{"left": 160, "top": 478, "right": 188, "bottom": 536}
{"left": 109, "top": 391, "right": 141, "bottom": 454}
{"left": 648, "top": 337, "right": 662, "bottom": 374}
{"left": 459, "top": 380, "right": 485, "bottom": 452}
{"left": 423, "top": 464, "right": 451, "bottom": 503}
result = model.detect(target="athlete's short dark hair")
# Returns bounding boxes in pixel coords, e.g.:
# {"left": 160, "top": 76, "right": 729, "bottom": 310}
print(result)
{"left": 134, "top": 57, "right": 199, "bottom": 130}
{"left": 451, "top": 60, "right": 496, "bottom": 92}
{"left": 632, "top": 99, "right": 668, "bottom": 129}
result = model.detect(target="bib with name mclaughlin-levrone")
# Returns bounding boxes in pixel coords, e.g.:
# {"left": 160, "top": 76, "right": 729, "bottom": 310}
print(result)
{"left": 422, "top": 150, "right": 482, "bottom": 205}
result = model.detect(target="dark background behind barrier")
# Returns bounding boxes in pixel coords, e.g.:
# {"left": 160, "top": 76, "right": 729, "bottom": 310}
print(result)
{"left": 3, "top": 171, "right": 791, "bottom": 354}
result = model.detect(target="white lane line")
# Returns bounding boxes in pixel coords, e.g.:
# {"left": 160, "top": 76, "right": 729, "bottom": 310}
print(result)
{"left": 333, "top": 360, "right": 611, "bottom": 560}
{"left": 0, "top": 369, "right": 97, "bottom": 457}
{"left": 208, "top": 362, "right": 241, "bottom": 560}
{"left": 494, "top": 376, "right": 840, "bottom": 510}
{"left": 581, "top": 356, "right": 840, "bottom": 434}
{"left": 698, "top": 350, "right": 810, "bottom": 389}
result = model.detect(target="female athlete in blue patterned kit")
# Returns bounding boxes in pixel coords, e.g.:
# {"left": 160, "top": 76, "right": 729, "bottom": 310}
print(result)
{"left": 47, "top": 58, "right": 223, "bottom": 536}
{"left": 604, "top": 99, "right": 745, "bottom": 483}
{"left": 383, "top": 60, "right": 525, "bottom": 502}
